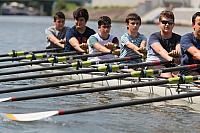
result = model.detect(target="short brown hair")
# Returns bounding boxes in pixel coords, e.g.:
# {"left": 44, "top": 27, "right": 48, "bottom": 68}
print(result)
{"left": 73, "top": 8, "right": 89, "bottom": 22}
{"left": 192, "top": 12, "right": 200, "bottom": 25}
{"left": 54, "top": 11, "right": 65, "bottom": 22}
{"left": 98, "top": 16, "right": 111, "bottom": 26}
{"left": 125, "top": 13, "right": 141, "bottom": 25}
{"left": 159, "top": 10, "right": 174, "bottom": 22}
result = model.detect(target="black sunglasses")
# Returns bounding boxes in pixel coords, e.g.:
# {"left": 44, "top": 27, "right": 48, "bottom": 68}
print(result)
{"left": 161, "top": 20, "right": 174, "bottom": 25}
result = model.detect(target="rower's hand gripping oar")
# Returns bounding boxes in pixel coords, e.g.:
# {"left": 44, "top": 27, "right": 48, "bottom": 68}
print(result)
{"left": 0, "top": 76, "right": 199, "bottom": 122}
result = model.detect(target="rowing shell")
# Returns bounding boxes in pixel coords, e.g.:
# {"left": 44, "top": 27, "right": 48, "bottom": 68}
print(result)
{"left": 27, "top": 61, "right": 200, "bottom": 112}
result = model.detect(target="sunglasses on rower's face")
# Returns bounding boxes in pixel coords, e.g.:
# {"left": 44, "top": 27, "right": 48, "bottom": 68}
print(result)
{"left": 161, "top": 20, "right": 174, "bottom": 25}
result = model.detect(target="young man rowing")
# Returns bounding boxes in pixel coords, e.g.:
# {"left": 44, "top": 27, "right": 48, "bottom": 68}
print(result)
{"left": 65, "top": 8, "right": 95, "bottom": 53}
{"left": 146, "top": 10, "right": 181, "bottom": 78}
{"left": 181, "top": 12, "right": 200, "bottom": 75}
{"left": 87, "top": 16, "right": 119, "bottom": 61}
{"left": 45, "top": 11, "right": 70, "bottom": 49}
{"left": 119, "top": 13, "right": 147, "bottom": 64}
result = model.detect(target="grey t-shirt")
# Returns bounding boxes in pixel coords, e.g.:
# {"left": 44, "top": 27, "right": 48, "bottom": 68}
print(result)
{"left": 45, "top": 26, "right": 70, "bottom": 48}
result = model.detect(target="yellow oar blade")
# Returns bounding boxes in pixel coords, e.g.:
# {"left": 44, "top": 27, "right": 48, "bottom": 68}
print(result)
{"left": 0, "top": 97, "right": 12, "bottom": 102}
{"left": 1, "top": 111, "right": 59, "bottom": 121}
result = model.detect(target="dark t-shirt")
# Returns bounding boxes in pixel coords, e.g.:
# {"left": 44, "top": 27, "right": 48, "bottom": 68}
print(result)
{"left": 181, "top": 32, "right": 200, "bottom": 65}
{"left": 65, "top": 26, "right": 95, "bottom": 51}
{"left": 146, "top": 32, "right": 181, "bottom": 62}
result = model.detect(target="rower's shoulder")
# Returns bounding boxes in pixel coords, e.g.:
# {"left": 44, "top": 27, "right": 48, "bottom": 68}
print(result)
{"left": 85, "top": 26, "right": 96, "bottom": 33}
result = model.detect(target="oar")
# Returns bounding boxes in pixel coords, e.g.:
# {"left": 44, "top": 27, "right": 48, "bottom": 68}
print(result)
{"left": 0, "top": 56, "right": 141, "bottom": 76}
{"left": 0, "top": 62, "right": 195, "bottom": 83}
{"left": 1, "top": 56, "right": 167, "bottom": 76}
{"left": 0, "top": 64, "right": 197, "bottom": 94}
{"left": 1, "top": 76, "right": 199, "bottom": 121}
{"left": 0, "top": 51, "right": 82, "bottom": 62}
{"left": 0, "top": 52, "right": 110, "bottom": 69}
{"left": 0, "top": 48, "right": 64, "bottom": 58}
{"left": 0, "top": 56, "right": 141, "bottom": 80}
{"left": 0, "top": 75, "right": 196, "bottom": 102}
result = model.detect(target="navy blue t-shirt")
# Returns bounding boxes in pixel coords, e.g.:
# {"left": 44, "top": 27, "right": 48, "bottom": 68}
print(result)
{"left": 65, "top": 26, "right": 95, "bottom": 51}
{"left": 181, "top": 32, "right": 200, "bottom": 65}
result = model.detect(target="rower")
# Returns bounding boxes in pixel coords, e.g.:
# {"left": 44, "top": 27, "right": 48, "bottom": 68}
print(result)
{"left": 119, "top": 13, "right": 147, "bottom": 65}
{"left": 146, "top": 10, "right": 181, "bottom": 78}
{"left": 87, "top": 16, "right": 120, "bottom": 61}
{"left": 45, "top": 11, "right": 70, "bottom": 49}
{"left": 181, "top": 12, "right": 200, "bottom": 76}
{"left": 65, "top": 8, "right": 96, "bottom": 54}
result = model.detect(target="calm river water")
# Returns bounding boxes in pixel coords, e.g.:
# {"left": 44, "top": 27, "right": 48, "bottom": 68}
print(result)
{"left": 0, "top": 16, "right": 200, "bottom": 133}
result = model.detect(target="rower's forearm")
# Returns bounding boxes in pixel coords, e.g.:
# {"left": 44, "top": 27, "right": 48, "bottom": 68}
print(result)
{"left": 55, "top": 42, "right": 65, "bottom": 48}
{"left": 158, "top": 50, "right": 173, "bottom": 61}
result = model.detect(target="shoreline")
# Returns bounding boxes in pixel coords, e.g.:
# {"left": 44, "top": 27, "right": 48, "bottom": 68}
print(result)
{"left": 64, "top": 6, "right": 134, "bottom": 23}
{"left": 64, "top": 7, "right": 192, "bottom": 27}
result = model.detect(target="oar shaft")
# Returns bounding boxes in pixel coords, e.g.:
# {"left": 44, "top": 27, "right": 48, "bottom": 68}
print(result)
{"left": 10, "top": 78, "right": 169, "bottom": 101}
{"left": 9, "top": 75, "right": 198, "bottom": 102}
{"left": 0, "top": 52, "right": 109, "bottom": 69}
{"left": 0, "top": 51, "right": 81, "bottom": 62}
{"left": 0, "top": 56, "right": 141, "bottom": 76}
{"left": 0, "top": 48, "right": 64, "bottom": 58}
{"left": 0, "top": 73, "right": 131, "bottom": 94}
{"left": 3, "top": 83, "right": 200, "bottom": 122}
{"left": 0, "top": 56, "right": 143, "bottom": 82}
{"left": 127, "top": 60, "right": 170, "bottom": 68}
{"left": 0, "top": 68, "right": 98, "bottom": 82}
{"left": 0, "top": 60, "right": 49, "bottom": 69}
{"left": 0, "top": 64, "right": 70, "bottom": 76}
{"left": 161, "top": 64, "right": 200, "bottom": 72}
{"left": 0, "top": 64, "right": 198, "bottom": 93}
{"left": 58, "top": 88, "right": 200, "bottom": 116}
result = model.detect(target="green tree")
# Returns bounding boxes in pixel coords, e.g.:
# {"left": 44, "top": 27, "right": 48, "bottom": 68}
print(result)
{"left": 52, "top": 0, "right": 78, "bottom": 15}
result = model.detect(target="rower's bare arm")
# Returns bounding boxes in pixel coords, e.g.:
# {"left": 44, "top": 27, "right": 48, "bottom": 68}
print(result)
{"left": 93, "top": 43, "right": 111, "bottom": 53}
{"left": 151, "top": 42, "right": 173, "bottom": 61}
{"left": 140, "top": 40, "right": 147, "bottom": 49}
{"left": 69, "top": 37, "right": 85, "bottom": 52}
{"left": 48, "top": 34, "right": 65, "bottom": 48}
{"left": 126, "top": 42, "right": 142, "bottom": 55}
{"left": 187, "top": 45, "right": 200, "bottom": 60}
{"left": 139, "top": 40, "right": 147, "bottom": 54}
{"left": 175, "top": 43, "right": 181, "bottom": 53}
{"left": 126, "top": 42, "right": 140, "bottom": 51}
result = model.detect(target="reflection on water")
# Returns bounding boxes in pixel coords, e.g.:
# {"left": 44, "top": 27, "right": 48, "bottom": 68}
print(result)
{"left": 0, "top": 16, "right": 199, "bottom": 133}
